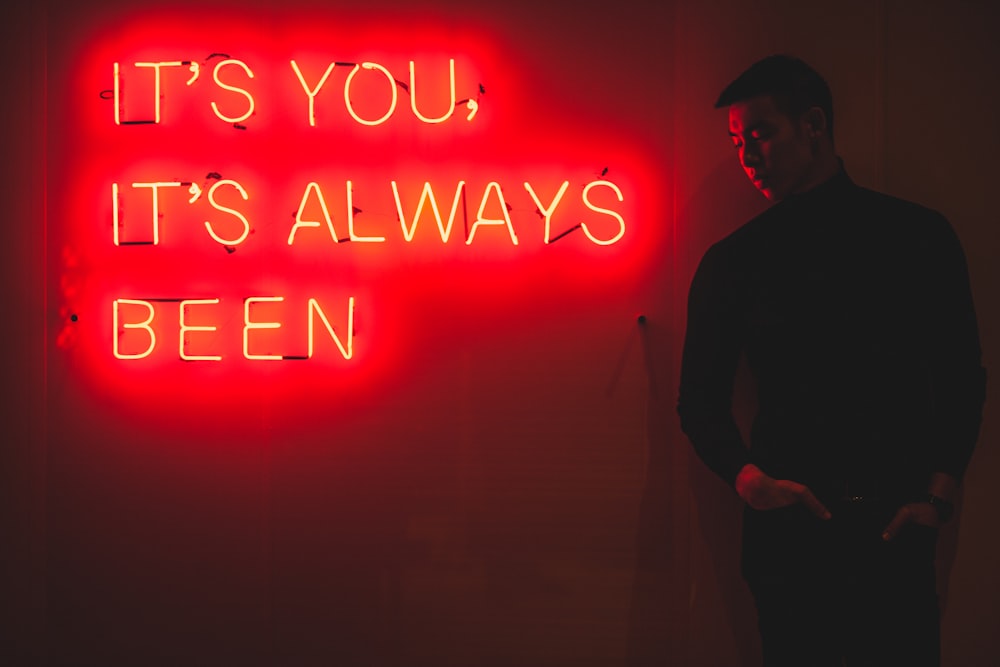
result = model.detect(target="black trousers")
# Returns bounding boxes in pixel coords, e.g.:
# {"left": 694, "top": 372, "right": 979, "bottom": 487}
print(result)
{"left": 743, "top": 499, "right": 940, "bottom": 667}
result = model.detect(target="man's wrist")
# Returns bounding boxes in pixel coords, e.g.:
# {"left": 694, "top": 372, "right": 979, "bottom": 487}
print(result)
{"left": 925, "top": 493, "right": 955, "bottom": 523}
{"left": 925, "top": 472, "right": 958, "bottom": 522}
{"left": 734, "top": 464, "right": 764, "bottom": 501}
{"left": 927, "top": 472, "right": 957, "bottom": 501}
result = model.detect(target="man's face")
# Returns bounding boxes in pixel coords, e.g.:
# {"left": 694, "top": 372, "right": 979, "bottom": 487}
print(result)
{"left": 728, "top": 95, "right": 815, "bottom": 201}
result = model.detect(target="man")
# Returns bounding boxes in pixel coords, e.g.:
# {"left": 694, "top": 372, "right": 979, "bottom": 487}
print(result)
{"left": 677, "top": 55, "right": 986, "bottom": 666}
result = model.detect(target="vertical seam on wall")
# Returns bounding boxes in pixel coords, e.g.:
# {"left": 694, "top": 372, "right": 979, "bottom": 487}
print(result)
{"left": 875, "top": 0, "right": 889, "bottom": 190}
{"left": 39, "top": 0, "right": 50, "bottom": 658}
{"left": 673, "top": 3, "right": 693, "bottom": 664}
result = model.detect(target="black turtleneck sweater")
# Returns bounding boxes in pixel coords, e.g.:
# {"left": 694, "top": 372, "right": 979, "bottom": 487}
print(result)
{"left": 677, "top": 169, "right": 986, "bottom": 506}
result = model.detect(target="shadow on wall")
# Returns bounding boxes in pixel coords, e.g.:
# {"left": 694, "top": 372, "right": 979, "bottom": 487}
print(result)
{"left": 625, "top": 157, "right": 764, "bottom": 667}
{"left": 622, "top": 310, "right": 686, "bottom": 666}
{"left": 685, "top": 159, "right": 767, "bottom": 667}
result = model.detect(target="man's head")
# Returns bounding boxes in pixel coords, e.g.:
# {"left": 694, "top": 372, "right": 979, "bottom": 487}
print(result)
{"left": 716, "top": 55, "right": 838, "bottom": 201}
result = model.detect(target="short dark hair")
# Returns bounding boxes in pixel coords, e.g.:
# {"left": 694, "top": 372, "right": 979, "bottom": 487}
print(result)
{"left": 715, "top": 54, "right": 834, "bottom": 142}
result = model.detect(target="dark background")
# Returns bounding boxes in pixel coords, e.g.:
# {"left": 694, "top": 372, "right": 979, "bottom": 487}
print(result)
{"left": 2, "top": 1, "right": 997, "bottom": 665}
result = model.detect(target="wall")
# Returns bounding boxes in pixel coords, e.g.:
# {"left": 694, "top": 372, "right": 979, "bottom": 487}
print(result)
{"left": 1, "top": 1, "right": 996, "bottom": 665}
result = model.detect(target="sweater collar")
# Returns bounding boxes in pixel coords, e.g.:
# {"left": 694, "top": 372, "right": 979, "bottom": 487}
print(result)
{"left": 781, "top": 159, "right": 854, "bottom": 206}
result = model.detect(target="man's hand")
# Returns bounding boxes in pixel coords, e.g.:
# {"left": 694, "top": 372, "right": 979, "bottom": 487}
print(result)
{"left": 881, "top": 503, "right": 942, "bottom": 541}
{"left": 734, "top": 464, "right": 831, "bottom": 520}
{"left": 882, "top": 472, "right": 958, "bottom": 541}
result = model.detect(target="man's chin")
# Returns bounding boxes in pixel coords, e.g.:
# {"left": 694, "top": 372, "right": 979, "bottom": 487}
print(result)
{"left": 752, "top": 179, "right": 780, "bottom": 201}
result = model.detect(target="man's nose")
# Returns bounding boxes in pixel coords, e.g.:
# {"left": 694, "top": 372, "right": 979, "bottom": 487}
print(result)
{"left": 740, "top": 144, "right": 761, "bottom": 168}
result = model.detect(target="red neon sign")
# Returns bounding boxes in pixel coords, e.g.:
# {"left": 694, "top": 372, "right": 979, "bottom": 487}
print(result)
{"left": 101, "top": 52, "right": 630, "bottom": 363}
{"left": 115, "top": 57, "right": 479, "bottom": 127}
{"left": 49, "top": 9, "right": 659, "bottom": 416}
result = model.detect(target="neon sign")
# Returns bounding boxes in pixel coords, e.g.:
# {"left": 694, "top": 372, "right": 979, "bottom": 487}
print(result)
{"left": 114, "top": 58, "right": 478, "bottom": 126}
{"left": 113, "top": 296, "right": 356, "bottom": 361}
{"left": 105, "top": 54, "right": 629, "bottom": 362}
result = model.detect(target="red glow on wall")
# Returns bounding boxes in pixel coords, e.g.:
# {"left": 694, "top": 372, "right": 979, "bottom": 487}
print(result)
{"left": 49, "top": 5, "right": 664, "bottom": 439}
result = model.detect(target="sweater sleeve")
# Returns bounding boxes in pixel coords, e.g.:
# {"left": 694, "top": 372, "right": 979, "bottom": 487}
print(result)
{"left": 677, "top": 242, "right": 751, "bottom": 487}
{"left": 922, "top": 214, "right": 987, "bottom": 482}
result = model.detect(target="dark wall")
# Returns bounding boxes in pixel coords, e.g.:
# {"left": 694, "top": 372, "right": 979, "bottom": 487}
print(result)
{"left": 2, "top": 1, "right": 997, "bottom": 665}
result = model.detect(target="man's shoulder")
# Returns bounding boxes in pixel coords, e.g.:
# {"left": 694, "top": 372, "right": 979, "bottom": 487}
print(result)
{"left": 846, "top": 184, "right": 956, "bottom": 250}
{"left": 699, "top": 179, "right": 956, "bottom": 274}
{"left": 719, "top": 181, "right": 950, "bottom": 245}
{"left": 848, "top": 183, "right": 947, "bottom": 222}
{"left": 711, "top": 202, "right": 785, "bottom": 251}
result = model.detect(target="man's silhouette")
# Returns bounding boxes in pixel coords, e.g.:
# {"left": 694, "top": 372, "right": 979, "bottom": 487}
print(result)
{"left": 678, "top": 55, "right": 986, "bottom": 666}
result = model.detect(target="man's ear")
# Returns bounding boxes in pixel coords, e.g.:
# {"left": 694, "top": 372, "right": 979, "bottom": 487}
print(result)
{"left": 802, "top": 106, "right": 828, "bottom": 139}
